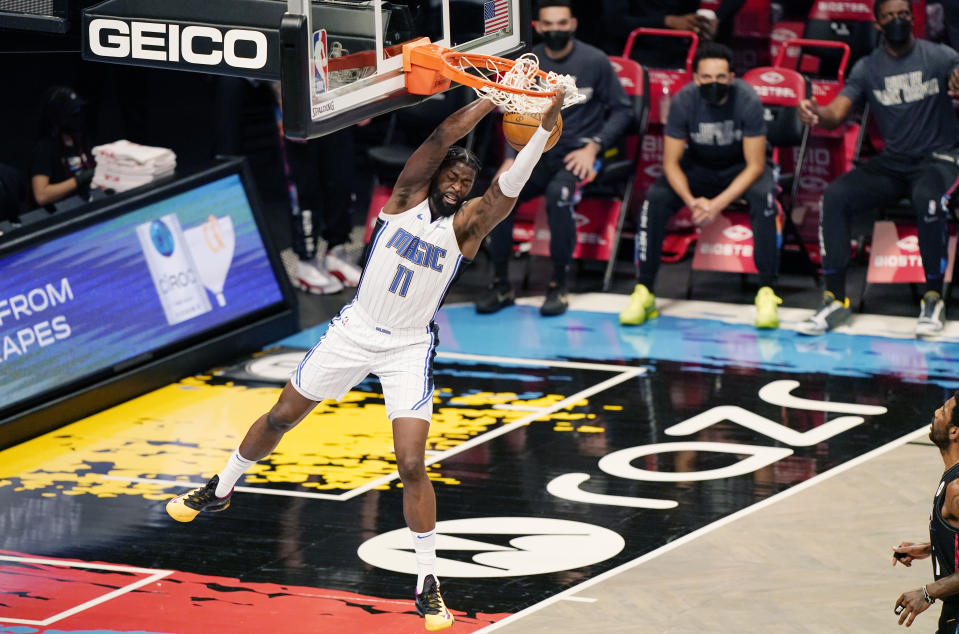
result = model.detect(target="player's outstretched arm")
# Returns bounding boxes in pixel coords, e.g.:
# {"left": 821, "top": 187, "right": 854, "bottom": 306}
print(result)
{"left": 891, "top": 541, "right": 931, "bottom": 567}
{"left": 382, "top": 98, "right": 497, "bottom": 215}
{"left": 453, "top": 89, "right": 564, "bottom": 258}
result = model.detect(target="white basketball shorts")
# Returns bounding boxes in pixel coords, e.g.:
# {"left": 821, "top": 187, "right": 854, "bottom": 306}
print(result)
{"left": 291, "top": 302, "right": 438, "bottom": 422}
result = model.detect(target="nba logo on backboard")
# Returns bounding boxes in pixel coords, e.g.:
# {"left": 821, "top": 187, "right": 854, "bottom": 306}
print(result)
{"left": 312, "top": 30, "right": 329, "bottom": 96}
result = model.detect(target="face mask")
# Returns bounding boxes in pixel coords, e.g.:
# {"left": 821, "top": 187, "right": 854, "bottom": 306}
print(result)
{"left": 542, "top": 30, "right": 571, "bottom": 51}
{"left": 882, "top": 18, "right": 913, "bottom": 46}
{"left": 698, "top": 81, "right": 729, "bottom": 106}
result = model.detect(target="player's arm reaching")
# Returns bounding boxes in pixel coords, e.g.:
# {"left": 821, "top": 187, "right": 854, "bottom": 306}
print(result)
{"left": 894, "top": 480, "right": 959, "bottom": 626}
{"left": 454, "top": 88, "right": 565, "bottom": 259}
{"left": 382, "top": 98, "right": 497, "bottom": 215}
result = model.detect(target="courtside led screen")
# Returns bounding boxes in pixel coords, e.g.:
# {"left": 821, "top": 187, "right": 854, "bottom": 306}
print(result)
{"left": 0, "top": 173, "right": 285, "bottom": 415}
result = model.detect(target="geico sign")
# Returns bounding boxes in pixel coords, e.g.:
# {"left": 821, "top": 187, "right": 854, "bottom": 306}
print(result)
{"left": 88, "top": 19, "right": 268, "bottom": 69}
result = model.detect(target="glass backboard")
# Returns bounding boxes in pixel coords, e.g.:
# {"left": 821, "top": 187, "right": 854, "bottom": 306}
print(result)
{"left": 79, "top": 0, "right": 529, "bottom": 139}
{"left": 282, "top": 0, "right": 529, "bottom": 139}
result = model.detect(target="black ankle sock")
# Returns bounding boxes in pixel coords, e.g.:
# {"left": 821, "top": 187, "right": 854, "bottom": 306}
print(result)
{"left": 824, "top": 270, "right": 846, "bottom": 301}
{"left": 926, "top": 277, "right": 944, "bottom": 296}
{"left": 552, "top": 263, "right": 569, "bottom": 289}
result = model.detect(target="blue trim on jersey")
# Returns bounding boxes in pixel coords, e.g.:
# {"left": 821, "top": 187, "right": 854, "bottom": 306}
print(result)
{"left": 355, "top": 219, "right": 388, "bottom": 295}
{"left": 413, "top": 326, "right": 438, "bottom": 410}
{"left": 431, "top": 254, "right": 464, "bottom": 319}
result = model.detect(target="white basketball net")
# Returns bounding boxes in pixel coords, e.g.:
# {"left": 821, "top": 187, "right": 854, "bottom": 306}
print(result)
{"left": 456, "top": 53, "right": 586, "bottom": 114}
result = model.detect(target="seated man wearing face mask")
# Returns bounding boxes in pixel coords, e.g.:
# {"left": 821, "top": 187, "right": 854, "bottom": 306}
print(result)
{"left": 798, "top": 0, "right": 959, "bottom": 338}
{"left": 476, "top": 0, "right": 632, "bottom": 317}
{"left": 620, "top": 42, "right": 781, "bottom": 329}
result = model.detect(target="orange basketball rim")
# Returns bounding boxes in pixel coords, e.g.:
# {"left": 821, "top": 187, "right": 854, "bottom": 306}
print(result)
{"left": 402, "top": 38, "right": 558, "bottom": 99}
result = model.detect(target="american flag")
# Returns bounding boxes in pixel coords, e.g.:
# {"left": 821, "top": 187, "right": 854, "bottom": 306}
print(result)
{"left": 483, "top": 0, "right": 509, "bottom": 34}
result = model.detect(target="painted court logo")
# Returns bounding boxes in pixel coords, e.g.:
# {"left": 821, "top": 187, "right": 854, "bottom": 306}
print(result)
{"left": 358, "top": 517, "right": 625, "bottom": 578}
{"left": 244, "top": 352, "right": 305, "bottom": 381}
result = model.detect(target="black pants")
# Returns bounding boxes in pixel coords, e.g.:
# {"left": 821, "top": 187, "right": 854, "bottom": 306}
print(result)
{"left": 938, "top": 601, "right": 959, "bottom": 634}
{"left": 285, "top": 127, "right": 355, "bottom": 260}
{"left": 819, "top": 151, "right": 959, "bottom": 297}
{"left": 489, "top": 151, "right": 582, "bottom": 283}
{"left": 636, "top": 162, "right": 779, "bottom": 289}
{"left": 0, "top": 163, "right": 23, "bottom": 223}
{"left": 942, "top": 0, "right": 959, "bottom": 52}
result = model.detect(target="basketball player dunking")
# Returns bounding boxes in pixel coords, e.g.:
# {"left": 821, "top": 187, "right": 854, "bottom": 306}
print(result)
{"left": 166, "top": 89, "right": 565, "bottom": 631}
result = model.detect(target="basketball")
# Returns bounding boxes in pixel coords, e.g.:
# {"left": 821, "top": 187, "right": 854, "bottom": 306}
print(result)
{"left": 503, "top": 111, "right": 562, "bottom": 152}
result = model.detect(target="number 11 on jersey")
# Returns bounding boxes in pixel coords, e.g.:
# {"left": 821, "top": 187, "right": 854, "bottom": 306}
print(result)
{"left": 389, "top": 264, "right": 413, "bottom": 297}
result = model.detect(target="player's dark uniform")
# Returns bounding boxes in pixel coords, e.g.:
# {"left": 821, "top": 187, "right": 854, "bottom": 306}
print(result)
{"left": 930, "top": 462, "right": 959, "bottom": 633}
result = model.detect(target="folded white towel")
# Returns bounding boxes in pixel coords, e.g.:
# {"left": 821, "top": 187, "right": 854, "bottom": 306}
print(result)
{"left": 95, "top": 155, "right": 176, "bottom": 170}
{"left": 94, "top": 161, "right": 174, "bottom": 177}
{"left": 92, "top": 139, "right": 177, "bottom": 165}
{"left": 93, "top": 167, "right": 174, "bottom": 192}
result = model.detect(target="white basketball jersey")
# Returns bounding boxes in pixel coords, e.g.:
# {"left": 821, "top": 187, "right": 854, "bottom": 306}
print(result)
{"left": 354, "top": 198, "right": 466, "bottom": 329}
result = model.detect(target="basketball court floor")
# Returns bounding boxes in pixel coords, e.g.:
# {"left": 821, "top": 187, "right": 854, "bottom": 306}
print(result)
{"left": 2, "top": 280, "right": 957, "bottom": 633}
{"left": 9, "top": 0, "right": 957, "bottom": 629}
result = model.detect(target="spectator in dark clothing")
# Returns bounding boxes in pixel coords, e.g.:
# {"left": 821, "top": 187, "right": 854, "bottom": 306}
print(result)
{"left": 268, "top": 83, "right": 363, "bottom": 295}
{"left": 774, "top": 0, "right": 816, "bottom": 22}
{"left": 284, "top": 130, "right": 364, "bottom": 295}
{"left": 602, "top": 0, "right": 748, "bottom": 59}
{"left": 569, "top": 0, "right": 604, "bottom": 49}
{"left": 30, "top": 87, "right": 96, "bottom": 208}
{"left": 0, "top": 164, "right": 24, "bottom": 225}
{"left": 798, "top": 0, "right": 959, "bottom": 338}
{"left": 619, "top": 42, "right": 782, "bottom": 330}
{"left": 940, "top": 0, "right": 959, "bottom": 50}
{"left": 475, "top": 0, "right": 632, "bottom": 317}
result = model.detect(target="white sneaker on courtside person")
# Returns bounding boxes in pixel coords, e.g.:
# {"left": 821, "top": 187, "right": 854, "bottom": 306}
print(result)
{"left": 325, "top": 244, "right": 362, "bottom": 287}
{"left": 294, "top": 257, "right": 344, "bottom": 294}
{"left": 916, "top": 290, "right": 946, "bottom": 338}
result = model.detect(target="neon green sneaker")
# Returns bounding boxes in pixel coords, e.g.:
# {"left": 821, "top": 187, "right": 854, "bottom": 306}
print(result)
{"left": 619, "top": 284, "right": 658, "bottom": 326}
{"left": 754, "top": 286, "right": 783, "bottom": 329}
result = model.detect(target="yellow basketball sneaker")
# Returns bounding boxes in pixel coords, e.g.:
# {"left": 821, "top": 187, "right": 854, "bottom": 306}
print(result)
{"left": 165, "top": 475, "right": 232, "bottom": 522}
{"left": 619, "top": 283, "right": 658, "bottom": 325}
{"left": 754, "top": 286, "right": 782, "bottom": 329}
{"left": 415, "top": 575, "right": 454, "bottom": 631}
